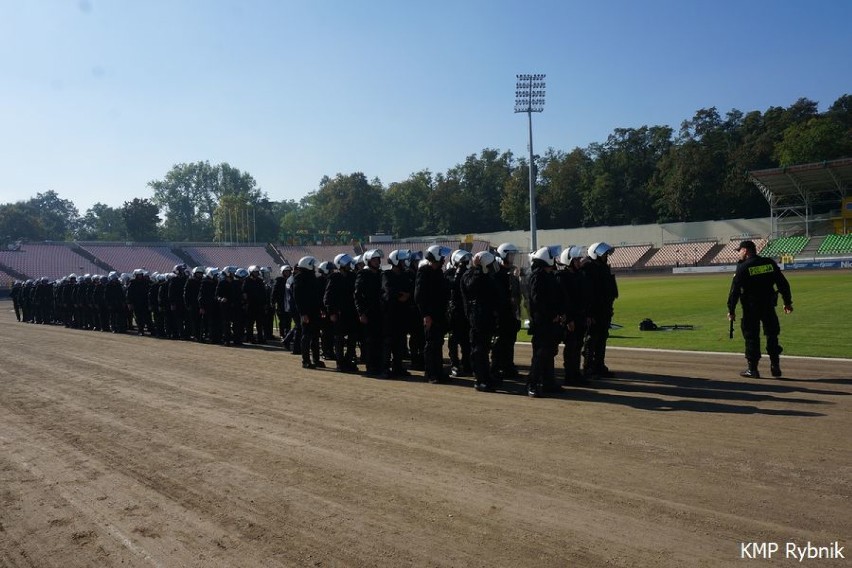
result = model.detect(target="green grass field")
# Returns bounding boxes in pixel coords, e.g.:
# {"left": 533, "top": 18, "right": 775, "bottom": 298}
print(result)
{"left": 520, "top": 270, "right": 852, "bottom": 359}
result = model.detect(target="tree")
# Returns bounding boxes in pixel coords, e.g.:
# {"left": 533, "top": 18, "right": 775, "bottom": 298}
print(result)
{"left": 774, "top": 117, "right": 852, "bottom": 166}
{"left": 311, "top": 173, "right": 385, "bottom": 237}
{"left": 384, "top": 170, "right": 435, "bottom": 237}
{"left": 537, "top": 147, "right": 593, "bottom": 230}
{"left": 28, "top": 190, "right": 80, "bottom": 240}
{"left": 149, "top": 161, "right": 264, "bottom": 241}
{"left": 122, "top": 198, "right": 161, "bottom": 242}
{"left": 0, "top": 202, "right": 45, "bottom": 242}
{"left": 77, "top": 203, "right": 127, "bottom": 241}
{"left": 500, "top": 160, "right": 532, "bottom": 230}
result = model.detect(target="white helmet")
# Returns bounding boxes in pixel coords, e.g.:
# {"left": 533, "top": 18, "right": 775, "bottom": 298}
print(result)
{"left": 352, "top": 254, "right": 364, "bottom": 267}
{"left": 588, "top": 242, "right": 614, "bottom": 260}
{"left": 334, "top": 253, "right": 353, "bottom": 269}
{"left": 388, "top": 249, "right": 411, "bottom": 267}
{"left": 132, "top": 269, "right": 144, "bottom": 277}
{"left": 531, "top": 245, "right": 562, "bottom": 266}
{"left": 451, "top": 249, "right": 472, "bottom": 267}
{"left": 317, "top": 260, "right": 335, "bottom": 275}
{"left": 362, "top": 249, "right": 383, "bottom": 263}
{"left": 280, "top": 264, "right": 292, "bottom": 274}
{"left": 425, "top": 245, "right": 451, "bottom": 263}
{"left": 205, "top": 267, "right": 220, "bottom": 278}
{"left": 473, "top": 250, "right": 496, "bottom": 273}
{"left": 496, "top": 242, "right": 520, "bottom": 263}
{"left": 235, "top": 268, "right": 249, "bottom": 278}
{"left": 297, "top": 256, "right": 317, "bottom": 271}
{"left": 248, "top": 265, "right": 260, "bottom": 274}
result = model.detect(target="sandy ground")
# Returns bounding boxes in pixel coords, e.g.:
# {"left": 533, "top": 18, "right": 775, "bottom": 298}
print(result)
{"left": 0, "top": 304, "right": 849, "bottom": 567}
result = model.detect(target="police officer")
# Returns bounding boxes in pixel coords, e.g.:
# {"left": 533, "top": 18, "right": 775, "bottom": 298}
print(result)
{"left": 293, "top": 256, "right": 324, "bottom": 369}
{"left": 727, "top": 240, "right": 793, "bottom": 378}
{"left": 271, "top": 264, "right": 293, "bottom": 347}
{"left": 168, "top": 264, "right": 189, "bottom": 339}
{"left": 556, "top": 246, "right": 591, "bottom": 385}
{"left": 462, "top": 250, "right": 499, "bottom": 391}
{"left": 492, "top": 243, "right": 522, "bottom": 379}
{"left": 324, "top": 253, "right": 359, "bottom": 373}
{"left": 10, "top": 281, "right": 22, "bottom": 321}
{"left": 354, "top": 249, "right": 384, "bottom": 376}
{"left": 446, "top": 250, "right": 473, "bottom": 378}
{"left": 243, "top": 265, "right": 268, "bottom": 344}
{"left": 416, "top": 245, "right": 452, "bottom": 383}
{"left": 581, "top": 242, "right": 619, "bottom": 378}
{"left": 126, "top": 270, "right": 150, "bottom": 335}
{"left": 381, "top": 249, "right": 413, "bottom": 379}
{"left": 184, "top": 267, "right": 204, "bottom": 341}
{"left": 198, "top": 268, "right": 222, "bottom": 343}
{"left": 527, "top": 246, "right": 566, "bottom": 397}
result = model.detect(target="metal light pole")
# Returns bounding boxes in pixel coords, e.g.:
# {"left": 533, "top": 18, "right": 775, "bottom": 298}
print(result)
{"left": 515, "top": 73, "right": 545, "bottom": 252}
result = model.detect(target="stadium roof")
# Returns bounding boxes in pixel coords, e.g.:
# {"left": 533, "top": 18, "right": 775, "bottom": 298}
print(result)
{"left": 749, "top": 157, "right": 852, "bottom": 237}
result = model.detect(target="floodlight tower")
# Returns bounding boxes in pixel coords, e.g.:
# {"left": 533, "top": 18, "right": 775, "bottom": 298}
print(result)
{"left": 514, "top": 73, "right": 545, "bottom": 252}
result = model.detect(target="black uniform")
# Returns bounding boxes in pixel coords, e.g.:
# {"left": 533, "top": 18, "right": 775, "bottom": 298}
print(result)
{"left": 126, "top": 276, "right": 150, "bottom": 335}
{"left": 381, "top": 267, "right": 412, "bottom": 377}
{"left": 324, "top": 268, "right": 358, "bottom": 372}
{"left": 184, "top": 274, "right": 203, "bottom": 340}
{"left": 580, "top": 257, "right": 618, "bottom": 377}
{"left": 727, "top": 252, "right": 792, "bottom": 374}
{"left": 271, "top": 274, "right": 293, "bottom": 345}
{"left": 462, "top": 266, "right": 499, "bottom": 390}
{"left": 243, "top": 275, "right": 268, "bottom": 343}
{"left": 354, "top": 266, "right": 384, "bottom": 375}
{"left": 491, "top": 265, "right": 521, "bottom": 378}
{"left": 293, "top": 268, "right": 322, "bottom": 367}
{"left": 555, "top": 265, "right": 591, "bottom": 384}
{"left": 527, "top": 263, "right": 566, "bottom": 396}
{"left": 415, "top": 263, "right": 450, "bottom": 382}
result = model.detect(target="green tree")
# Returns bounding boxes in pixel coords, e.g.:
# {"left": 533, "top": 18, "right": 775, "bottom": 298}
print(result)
{"left": 0, "top": 202, "right": 45, "bottom": 242}
{"left": 77, "top": 203, "right": 127, "bottom": 241}
{"left": 384, "top": 170, "right": 435, "bottom": 237}
{"left": 311, "top": 173, "right": 385, "bottom": 236}
{"left": 28, "top": 190, "right": 80, "bottom": 240}
{"left": 122, "top": 198, "right": 161, "bottom": 242}
{"left": 537, "top": 147, "right": 593, "bottom": 229}
{"left": 774, "top": 117, "right": 852, "bottom": 166}
{"left": 500, "top": 159, "right": 532, "bottom": 230}
{"left": 149, "top": 161, "right": 263, "bottom": 241}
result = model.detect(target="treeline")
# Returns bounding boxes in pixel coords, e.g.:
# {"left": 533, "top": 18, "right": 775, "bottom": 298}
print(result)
{"left": 2, "top": 95, "right": 850, "bottom": 245}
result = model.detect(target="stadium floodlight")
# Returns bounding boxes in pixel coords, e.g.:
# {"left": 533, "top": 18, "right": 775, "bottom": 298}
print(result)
{"left": 515, "top": 73, "right": 545, "bottom": 251}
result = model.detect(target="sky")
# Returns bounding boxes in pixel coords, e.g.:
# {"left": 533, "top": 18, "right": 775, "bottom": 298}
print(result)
{"left": 1, "top": 0, "right": 850, "bottom": 213}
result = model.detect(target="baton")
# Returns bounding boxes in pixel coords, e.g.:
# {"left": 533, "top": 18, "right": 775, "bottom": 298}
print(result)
{"left": 728, "top": 318, "right": 734, "bottom": 339}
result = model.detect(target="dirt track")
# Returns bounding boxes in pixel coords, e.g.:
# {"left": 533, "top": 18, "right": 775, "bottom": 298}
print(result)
{"left": 0, "top": 304, "right": 849, "bottom": 567}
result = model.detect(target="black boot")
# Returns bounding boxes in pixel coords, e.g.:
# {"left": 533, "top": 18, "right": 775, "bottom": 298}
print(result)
{"left": 769, "top": 356, "right": 782, "bottom": 378}
{"left": 740, "top": 361, "right": 760, "bottom": 378}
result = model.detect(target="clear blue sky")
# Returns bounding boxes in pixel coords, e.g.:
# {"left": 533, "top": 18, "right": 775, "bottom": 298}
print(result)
{"left": 1, "top": 0, "right": 850, "bottom": 213}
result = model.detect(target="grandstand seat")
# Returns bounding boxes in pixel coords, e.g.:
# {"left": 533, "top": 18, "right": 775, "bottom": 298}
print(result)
{"left": 710, "top": 238, "right": 768, "bottom": 264}
{"left": 817, "top": 234, "right": 852, "bottom": 255}
{"left": 0, "top": 244, "right": 102, "bottom": 280}
{"left": 759, "top": 236, "right": 809, "bottom": 258}
{"left": 644, "top": 241, "right": 715, "bottom": 267}
{"left": 78, "top": 244, "right": 187, "bottom": 274}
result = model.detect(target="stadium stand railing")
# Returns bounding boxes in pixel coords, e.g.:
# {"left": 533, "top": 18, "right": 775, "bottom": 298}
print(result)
{"left": 644, "top": 241, "right": 716, "bottom": 267}
{"left": 817, "top": 234, "right": 852, "bottom": 255}
{"left": 710, "top": 238, "right": 769, "bottom": 264}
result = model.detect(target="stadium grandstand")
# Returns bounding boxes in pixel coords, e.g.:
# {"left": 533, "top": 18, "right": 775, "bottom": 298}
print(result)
{"left": 644, "top": 241, "right": 716, "bottom": 268}
{"left": 77, "top": 243, "right": 187, "bottom": 274}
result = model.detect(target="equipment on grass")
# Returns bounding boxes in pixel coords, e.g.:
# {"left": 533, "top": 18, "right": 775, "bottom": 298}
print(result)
{"left": 638, "top": 318, "right": 694, "bottom": 331}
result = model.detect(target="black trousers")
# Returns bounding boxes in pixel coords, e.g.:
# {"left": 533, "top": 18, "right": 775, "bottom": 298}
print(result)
{"left": 741, "top": 305, "right": 781, "bottom": 363}
{"left": 424, "top": 317, "right": 447, "bottom": 380}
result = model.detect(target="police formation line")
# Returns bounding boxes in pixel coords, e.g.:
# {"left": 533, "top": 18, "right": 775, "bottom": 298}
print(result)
{"left": 9, "top": 242, "right": 620, "bottom": 398}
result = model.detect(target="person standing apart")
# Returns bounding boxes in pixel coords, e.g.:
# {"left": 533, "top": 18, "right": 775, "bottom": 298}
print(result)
{"left": 727, "top": 240, "right": 793, "bottom": 378}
